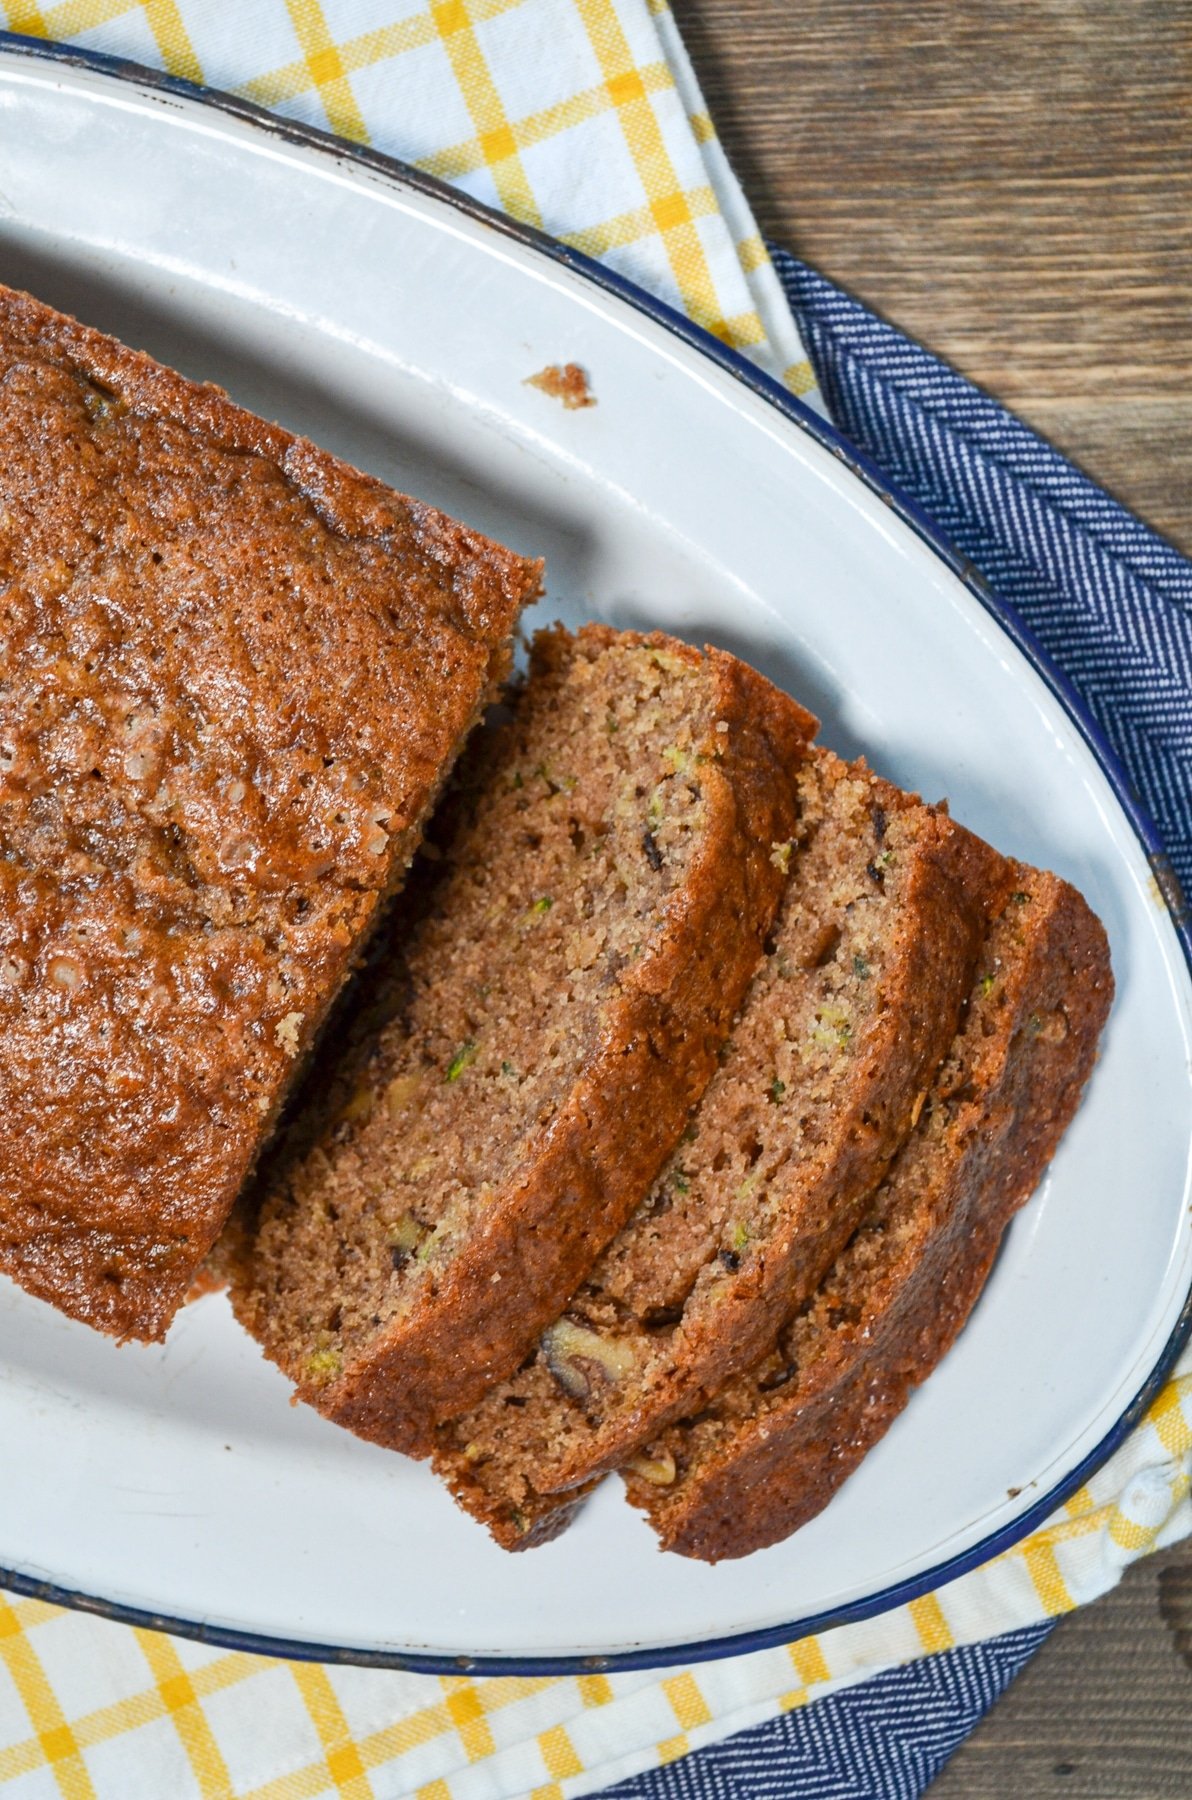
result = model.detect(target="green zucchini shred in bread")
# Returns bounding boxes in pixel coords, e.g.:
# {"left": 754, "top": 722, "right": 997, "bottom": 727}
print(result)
{"left": 625, "top": 868, "right": 1113, "bottom": 1560}
{"left": 433, "top": 750, "right": 1008, "bottom": 1546}
{"left": 0, "top": 282, "right": 537, "bottom": 1341}
{"left": 231, "top": 624, "right": 816, "bottom": 1455}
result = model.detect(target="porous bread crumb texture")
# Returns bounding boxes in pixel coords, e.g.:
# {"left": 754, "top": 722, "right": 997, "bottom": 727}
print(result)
{"left": 627, "top": 869, "right": 1114, "bottom": 1561}
{"left": 233, "top": 624, "right": 814, "bottom": 1455}
{"left": 0, "top": 284, "right": 536, "bottom": 1339}
{"left": 432, "top": 750, "right": 1005, "bottom": 1545}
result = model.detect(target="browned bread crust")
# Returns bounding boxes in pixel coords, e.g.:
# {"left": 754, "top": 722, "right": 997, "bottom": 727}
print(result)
{"left": 0, "top": 284, "right": 537, "bottom": 1340}
{"left": 232, "top": 626, "right": 816, "bottom": 1455}
{"left": 626, "top": 868, "right": 1113, "bottom": 1561}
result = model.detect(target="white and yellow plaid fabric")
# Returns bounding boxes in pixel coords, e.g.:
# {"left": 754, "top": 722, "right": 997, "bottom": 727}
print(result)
{"left": 0, "top": 3, "right": 1187, "bottom": 1796}
{"left": 0, "top": 0, "right": 818, "bottom": 404}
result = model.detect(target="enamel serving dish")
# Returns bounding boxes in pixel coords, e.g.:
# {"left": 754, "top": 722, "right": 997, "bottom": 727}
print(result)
{"left": 0, "top": 34, "right": 1189, "bottom": 1672}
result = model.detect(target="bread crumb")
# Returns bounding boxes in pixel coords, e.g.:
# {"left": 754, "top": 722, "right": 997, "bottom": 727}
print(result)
{"left": 525, "top": 363, "right": 596, "bottom": 410}
{"left": 274, "top": 1011, "right": 304, "bottom": 1055}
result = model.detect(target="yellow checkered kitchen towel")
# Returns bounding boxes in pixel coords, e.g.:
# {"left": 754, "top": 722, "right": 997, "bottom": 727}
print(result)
{"left": 0, "top": 1370, "right": 1187, "bottom": 1798}
{"left": 0, "top": 3, "right": 1188, "bottom": 1797}
{"left": 1, "top": 0, "right": 818, "bottom": 406}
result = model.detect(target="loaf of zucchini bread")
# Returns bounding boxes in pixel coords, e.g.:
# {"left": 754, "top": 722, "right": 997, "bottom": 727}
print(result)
{"left": 0, "top": 284, "right": 538, "bottom": 1339}
{"left": 231, "top": 624, "right": 816, "bottom": 1454}
{"left": 4, "top": 285, "right": 1114, "bottom": 1570}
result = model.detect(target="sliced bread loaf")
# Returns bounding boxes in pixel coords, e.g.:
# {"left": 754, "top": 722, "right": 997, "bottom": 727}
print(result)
{"left": 624, "top": 867, "right": 1113, "bottom": 1560}
{"left": 432, "top": 751, "right": 1007, "bottom": 1544}
{"left": 231, "top": 624, "right": 815, "bottom": 1454}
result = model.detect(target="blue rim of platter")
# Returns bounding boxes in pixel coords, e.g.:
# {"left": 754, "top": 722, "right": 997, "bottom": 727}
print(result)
{"left": 1, "top": 27, "right": 1189, "bottom": 1678}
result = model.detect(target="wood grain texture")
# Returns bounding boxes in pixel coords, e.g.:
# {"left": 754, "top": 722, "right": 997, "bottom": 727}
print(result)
{"left": 674, "top": 2, "right": 1192, "bottom": 1789}
{"left": 931, "top": 1540, "right": 1192, "bottom": 1797}
{"left": 676, "top": 0, "right": 1192, "bottom": 552}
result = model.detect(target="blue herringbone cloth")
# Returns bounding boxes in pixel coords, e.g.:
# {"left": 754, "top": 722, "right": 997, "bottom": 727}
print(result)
{"left": 595, "top": 252, "right": 1192, "bottom": 1799}
{"left": 782, "top": 254, "right": 1192, "bottom": 893}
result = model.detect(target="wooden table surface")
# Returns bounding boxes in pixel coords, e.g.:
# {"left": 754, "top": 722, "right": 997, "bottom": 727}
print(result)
{"left": 676, "top": 1, "right": 1192, "bottom": 1791}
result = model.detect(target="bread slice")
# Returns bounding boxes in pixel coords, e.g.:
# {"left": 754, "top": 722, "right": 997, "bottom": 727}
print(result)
{"left": 0, "top": 284, "right": 537, "bottom": 1340}
{"left": 433, "top": 751, "right": 1007, "bottom": 1545}
{"left": 231, "top": 625, "right": 815, "bottom": 1455}
{"left": 625, "top": 868, "right": 1113, "bottom": 1561}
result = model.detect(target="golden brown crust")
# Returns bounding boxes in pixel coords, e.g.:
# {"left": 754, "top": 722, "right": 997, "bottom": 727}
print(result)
{"left": 0, "top": 286, "right": 534, "bottom": 646}
{"left": 629, "top": 869, "right": 1113, "bottom": 1561}
{"left": 0, "top": 284, "right": 537, "bottom": 1339}
{"left": 237, "top": 626, "right": 816, "bottom": 1456}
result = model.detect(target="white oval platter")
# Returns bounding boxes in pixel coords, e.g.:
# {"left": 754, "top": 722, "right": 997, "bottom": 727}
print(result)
{"left": 0, "top": 35, "right": 1189, "bottom": 1672}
